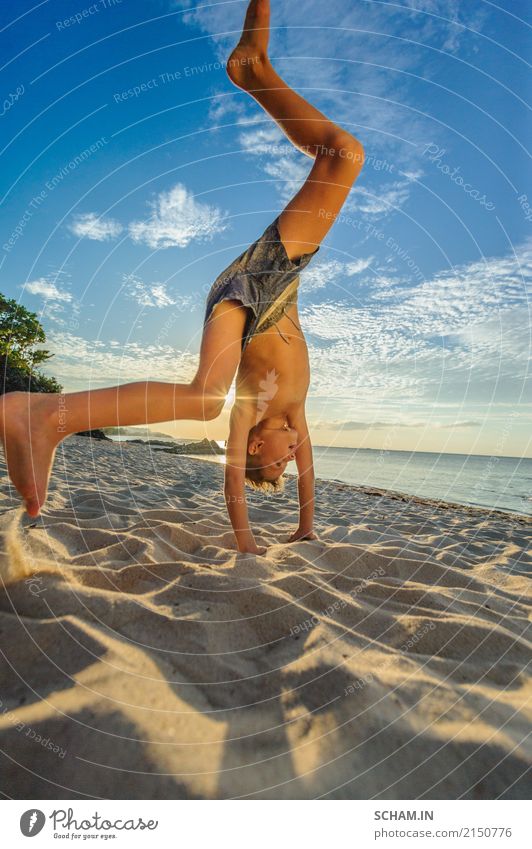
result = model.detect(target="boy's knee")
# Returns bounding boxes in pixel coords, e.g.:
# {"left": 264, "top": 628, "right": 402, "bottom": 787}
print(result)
{"left": 199, "top": 387, "right": 226, "bottom": 420}
{"left": 204, "top": 397, "right": 225, "bottom": 420}
{"left": 190, "top": 376, "right": 226, "bottom": 420}
{"left": 326, "top": 131, "right": 365, "bottom": 170}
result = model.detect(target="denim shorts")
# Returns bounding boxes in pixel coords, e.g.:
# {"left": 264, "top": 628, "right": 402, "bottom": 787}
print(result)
{"left": 204, "top": 216, "right": 319, "bottom": 349}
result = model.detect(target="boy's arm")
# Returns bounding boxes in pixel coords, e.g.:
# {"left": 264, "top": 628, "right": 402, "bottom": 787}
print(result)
{"left": 224, "top": 403, "right": 266, "bottom": 555}
{"left": 288, "top": 406, "right": 317, "bottom": 541}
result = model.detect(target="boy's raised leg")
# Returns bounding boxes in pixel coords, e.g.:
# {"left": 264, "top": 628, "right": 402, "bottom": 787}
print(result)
{"left": 227, "top": 0, "right": 365, "bottom": 259}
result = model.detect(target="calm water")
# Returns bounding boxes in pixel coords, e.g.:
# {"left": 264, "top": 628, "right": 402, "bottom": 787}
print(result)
{"left": 191, "top": 445, "right": 531, "bottom": 516}
{"left": 311, "top": 447, "right": 532, "bottom": 516}
{"left": 113, "top": 436, "right": 531, "bottom": 516}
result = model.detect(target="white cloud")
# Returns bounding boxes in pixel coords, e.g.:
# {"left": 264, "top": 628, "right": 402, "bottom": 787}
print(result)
{"left": 128, "top": 183, "right": 228, "bottom": 249}
{"left": 299, "top": 239, "right": 532, "bottom": 406}
{"left": 262, "top": 156, "right": 309, "bottom": 201}
{"left": 300, "top": 260, "right": 348, "bottom": 293}
{"left": 346, "top": 179, "right": 412, "bottom": 218}
{"left": 236, "top": 123, "right": 310, "bottom": 201}
{"left": 68, "top": 186, "right": 228, "bottom": 251}
{"left": 69, "top": 212, "right": 123, "bottom": 241}
{"left": 25, "top": 278, "right": 72, "bottom": 302}
{"left": 345, "top": 257, "right": 374, "bottom": 276}
{"left": 299, "top": 257, "right": 373, "bottom": 293}
{"left": 302, "top": 241, "right": 532, "bottom": 344}
{"left": 397, "top": 248, "right": 532, "bottom": 336}
{"left": 208, "top": 95, "right": 247, "bottom": 125}
{"left": 122, "top": 274, "right": 195, "bottom": 311}
{"left": 402, "top": 169, "right": 424, "bottom": 181}
{"left": 315, "top": 418, "right": 481, "bottom": 431}
{"left": 22, "top": 274, "right": 76, "bottom": 325}
{"left": 401, "top": 0, "right": 488, "bottom": 55}
{"left": 300, "top": 257, "right": 374, "bottom": 296}
{"left": 237, "top": 122, "right": 413, "bottom": 217}
{"left": 44, "top": 331, "right": 198, "bottom": 387}
{"left": 147, "top": 284, "right": 176, "bottom": 309}
{"left": 239, "top": 125, "right": 286, "bottom": 156}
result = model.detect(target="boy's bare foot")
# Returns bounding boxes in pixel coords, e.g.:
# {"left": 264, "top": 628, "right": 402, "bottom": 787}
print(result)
{"left": 0, "top": 392, "right": 61, "bottom": 517}
{"left": 227, "top": 0, "right": 271, "bottom": 90}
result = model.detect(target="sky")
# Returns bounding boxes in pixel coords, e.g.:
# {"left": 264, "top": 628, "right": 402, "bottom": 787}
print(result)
{"left": 1, "top": 0, "right": 531, "bottom": 457}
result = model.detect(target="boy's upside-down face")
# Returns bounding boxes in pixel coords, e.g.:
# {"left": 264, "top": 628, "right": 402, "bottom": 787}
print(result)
{"left": 246, "top": 422, "right": 298, "bottom": 485}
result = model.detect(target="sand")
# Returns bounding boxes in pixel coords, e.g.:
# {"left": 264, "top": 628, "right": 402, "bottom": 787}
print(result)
{"left": 0, "top": 436, "right": 530, "bottom": 800}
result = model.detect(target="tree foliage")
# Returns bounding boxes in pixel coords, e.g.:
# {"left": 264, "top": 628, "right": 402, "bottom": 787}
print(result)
{"left": 0, "top": 294, "right": 62, "bottom": 394}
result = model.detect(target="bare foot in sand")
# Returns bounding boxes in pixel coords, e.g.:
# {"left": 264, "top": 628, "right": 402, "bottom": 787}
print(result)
{"left": 227, "top": 0, "right": 271, "bottom": 90}
{"left": 0, "top": 392, "right": 62, "bottom": 516}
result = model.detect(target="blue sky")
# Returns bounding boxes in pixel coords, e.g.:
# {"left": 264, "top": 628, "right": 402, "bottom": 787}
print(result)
{"left": 1, "top": 0, "right": 531, "bottom": 456}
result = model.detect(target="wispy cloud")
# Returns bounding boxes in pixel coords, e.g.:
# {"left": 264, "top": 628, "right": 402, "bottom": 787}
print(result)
{"left": 238, "top": 125, "right": 285, "bottom": 156}
{"left": 22, "top": 274, "right": 76, "bottom": 326}
{"left": 69, "top": 212, "right": 123, "bottom": 241}
{"left": 346, "top": 178, "right": 413, "bottom": 217}
{"left": 300, "top": 256, "right": 374, "bottom": 293}
{"left": 399, "top": 0, "right": 488, "bottom": 55}
{"left": 175, "top": 0, "right": 487, "bottom": 58}
{"left": 303, "top": 239, "right": 532, "bottom": 341}
{"left": 236, "top": 123, "right": 309, "bottom": 201}
{"left": 236, "top": 121, "right": 415, "bottom": 216}
{"left": 45, "top": 331, "right": 198, "bottom": 387}
{"left": 301, "top": 238, "right": 532, "bottom": 406}
{"left": 122, "top": 274, "right": 195, "bottom": 310}
{"left": 25, "top": 278, "right": 72, "bottom": 302}
{"left": 128, "top": 183, "right": 228, "bottom": 249}
{"left": 316, "top": 418, "right": 481, "bottom": 431}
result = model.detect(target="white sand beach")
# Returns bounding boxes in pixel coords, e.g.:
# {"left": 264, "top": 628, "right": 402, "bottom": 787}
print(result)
{"left": 0, "top": 436, "right": 530, "bottom": 800}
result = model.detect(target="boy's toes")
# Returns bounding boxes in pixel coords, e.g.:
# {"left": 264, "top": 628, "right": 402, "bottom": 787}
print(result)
{"left": 24, "top": 495, "right": 41, "bottom": 518}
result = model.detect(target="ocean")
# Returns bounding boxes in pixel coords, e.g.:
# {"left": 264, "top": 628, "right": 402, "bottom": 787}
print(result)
{"left": 111, "top": 436, "right": 531, "bottom": 516}
{"left": 192, "top": 445, "right": 531, "bottom": 516}
{"left": 310, "top": 446, "right": 532, "bottom": 517}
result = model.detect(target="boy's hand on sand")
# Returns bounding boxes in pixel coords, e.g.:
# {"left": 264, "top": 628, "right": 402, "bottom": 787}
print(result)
{"left": 236, "top": 530, "right": 267, "bottom": 556}
{"left": 287, "top": 528, "right": 318, "bottom": 543}
{"left": 238, "top": 543, "right": 268, "bottom": 555}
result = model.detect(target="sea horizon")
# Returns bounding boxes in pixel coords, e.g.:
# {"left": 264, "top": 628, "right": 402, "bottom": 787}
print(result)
{"left": 108, "top": 434, "right": 532, "bottom": 517}
{"left": 108, "top": 430, "right": 531, "bottom": 462}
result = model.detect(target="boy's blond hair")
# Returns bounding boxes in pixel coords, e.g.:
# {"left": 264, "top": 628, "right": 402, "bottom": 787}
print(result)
{"left": 245, "top": 461, "right": 285, "bottom": 493}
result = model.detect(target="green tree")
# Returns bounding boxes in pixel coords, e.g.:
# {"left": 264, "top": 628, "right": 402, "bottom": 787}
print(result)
{"left": 0, "top": 294, "right": 62, "bottom": 394}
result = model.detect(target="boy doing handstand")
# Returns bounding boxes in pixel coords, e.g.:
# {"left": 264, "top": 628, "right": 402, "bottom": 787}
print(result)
{"left": 0, "top": 0, "right": 364, "bottom": 554}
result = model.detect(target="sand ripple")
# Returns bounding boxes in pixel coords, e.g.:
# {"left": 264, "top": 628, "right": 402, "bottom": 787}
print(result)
{"left": 1, "top": 437, "right": 530, "bottom": 799}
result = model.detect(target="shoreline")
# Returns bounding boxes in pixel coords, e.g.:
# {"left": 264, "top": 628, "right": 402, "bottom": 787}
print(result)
{"left": 107, "top": 432, "right": 532, "bottom": 462}
{"left": 1, "top": 436, "right": 530, "bottom": 799}
{"left": 317, "top": 479, "right": 532, "bottom": 524}
{"left": 147, "top": 447, "right": 532, "bottom": 524}
{"left": 104, "top": 432, "right": 531, "bottom": 519}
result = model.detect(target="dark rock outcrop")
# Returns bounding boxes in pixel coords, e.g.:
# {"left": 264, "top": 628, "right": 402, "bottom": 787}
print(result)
{"left": 76, "top": 429, "right": 111, "bottom": 441}
{"left": 141, "top": 437, "right": 224, "bottom": 456}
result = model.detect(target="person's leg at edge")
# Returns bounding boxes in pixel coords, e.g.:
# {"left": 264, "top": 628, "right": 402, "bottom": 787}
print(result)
{"left": 0, "top": 301, "right": 247, "bottom": 516}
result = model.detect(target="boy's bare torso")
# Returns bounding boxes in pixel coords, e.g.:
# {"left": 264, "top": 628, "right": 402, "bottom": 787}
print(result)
{"left": 235, "top": 302, "right": 309, "bottom": 421}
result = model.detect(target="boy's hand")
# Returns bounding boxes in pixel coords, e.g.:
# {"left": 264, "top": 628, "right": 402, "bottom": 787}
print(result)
{"left": 236, "top": 529, "right": 267, "bottom": 556}
{"left": 225, "top": 404, "right": 266, "bottom": 555}
{"left": 238, "top": 542, "right": 268, "bottom": 555}
{"left": 288, "top": 407, "right": 315, "bottom": 544}
{"left": 287, "top": 527, "right": 318, "bottom": 543}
